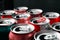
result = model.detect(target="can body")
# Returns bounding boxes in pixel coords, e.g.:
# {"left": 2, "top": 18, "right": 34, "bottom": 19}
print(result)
{"left": 9, "top": 24, "right": 40, "bottom": 40}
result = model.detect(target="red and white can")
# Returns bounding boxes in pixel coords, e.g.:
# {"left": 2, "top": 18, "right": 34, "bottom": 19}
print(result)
{"left": 13, "top": 13, "right": 31, "bottom": 23}
{"left": 1, "top": 10, "right": 16, "bottom": 18}
{"left": 9, "top": 23, "right": 40, "bottom": 40}
{"left": 43, "top": 12, "right": 60, "bottom": 25}
{"left": 28, "top": 16, "right": 50, "bottom": 30}
{"left": 14, "top": 6, "right": 28, "bottom": 14}
{"left": 34, "top": 30, "right": 60, "bottom": 40}
{"left": 28, "top": 9, "right": 43, "bottom": 18}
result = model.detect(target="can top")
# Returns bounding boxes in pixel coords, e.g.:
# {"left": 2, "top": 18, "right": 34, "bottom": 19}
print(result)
{"left": 52, "top": 22, "right": 60, "bottom": 31}
{"left": 28, "top": 9, "right": 43, "bottom": 15}
{"left": 0, "top": 18, "right": 16, "bottom": 26}
{"left": 14, "top": 6, "right": 28, "bottom": 11}
{"left": 30, "top": 16, "right": 50, "bottom": 25}
{"left": 13, "top": 13, "right": 30, "bottom": 19}
{"left": 34, "top": 31, "right": 59, "bottom": 40}
{"left": 43, "top": 12, "right": 59, "bottom": 18}
{"left": 2, "top": 10, "right": 15, "bottom": 15}
{"left": 11, "top": 24, "right": 35, "bottom": 34}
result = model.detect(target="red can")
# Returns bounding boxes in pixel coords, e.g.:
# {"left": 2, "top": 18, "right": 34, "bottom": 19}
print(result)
{"left": 1, "top": 10, "right": 16, "bottom": 18}
{"left": 13, "top": 13, "right": 31, "bottom": 23}
{"left": 28, "top": 16, "right": 50, "bottom": 30}
{"left": 9, "top": 23, "right": 40, "bottom": 40}
{"left": 14, "top": 6, "right": 28, "bottom": 14}
{"left": 43, "top": 12, "right": 60, "bottom": 25}
{"left": 28, "top": 9, "right": 43, "bottom": 18}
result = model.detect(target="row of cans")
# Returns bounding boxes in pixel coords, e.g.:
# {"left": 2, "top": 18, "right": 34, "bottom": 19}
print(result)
{"left": 0, "top": 6, "right": 60, "bottom": 40}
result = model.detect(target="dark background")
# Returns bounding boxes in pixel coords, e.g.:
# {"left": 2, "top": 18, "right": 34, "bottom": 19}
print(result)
{"left": 0, "top": 0, "right": 60, "bottom": 13}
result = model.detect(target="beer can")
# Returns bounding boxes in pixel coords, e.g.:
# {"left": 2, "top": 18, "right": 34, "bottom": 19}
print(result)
{"left": 0, "top": 18, "right": 16, "bottom": 40}
{"left": 34, "top": 30, "right": 60, "bottom": 40}
{"left": 13, "top": 13, "right": 31, "bottom": 23}
{"left": 50, "top": 22, "right": 60, "bottom": 32}
{"left": 14, "top": 6, "right": 28, "bottom": 14}
{"left": 28, "top": 16, "right": 50, "bottom": 30}
{"left": 1, "top": 10, "right": 16, "bottom": 18}
{"left": 9, "top": 23, "right": 40, "bottom": 40}
{"left": 43, "top": 12, "right": 60, "bottom": 25}
{"left": 28, "top": 9, "right": 43, "bottom": 18}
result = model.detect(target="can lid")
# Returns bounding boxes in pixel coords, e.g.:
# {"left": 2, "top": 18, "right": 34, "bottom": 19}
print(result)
{"left": 28, "top": 9, "right": 43, "bottom": 15}
{"left": 0, "top": 18, "right": 16, "bottom": 26}
{"left": 43, "top": 12, "right": 59, "bottom": 18}
{"left": 30, "top": 16, "right": 50, "bottom": 25}
{"left": 13, "top": 13, "right": 30, "bottom": 19}
{"left": 2, "top": 10, "right": 15, "bottom": 15}
{"left": 15, "top": 6, "right": 28, "bottom": 11}
{"left": 52, "top": 22, "right": 60, "bottom": 31}
{"left": 11, "top": 24, "right": 35, "bottom": 34}
{"left": 34, "top": 31, "right": 59, "bottom": 40}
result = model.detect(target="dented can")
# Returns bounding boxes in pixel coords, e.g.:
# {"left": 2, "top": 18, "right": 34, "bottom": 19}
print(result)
{"left": 43, "top": 12, "right": 60, "bottom": 25}
{"left": 14, "top": 6, "right": 28, "bottom": 14}
{"left": 28, "top": 9, "right": 43, "bottom": 18}
{"left": 34, "top": 30, "right": 60, "bottom": 40}
{"left": 9, "top": 23, "right": 40, "bottom": 40}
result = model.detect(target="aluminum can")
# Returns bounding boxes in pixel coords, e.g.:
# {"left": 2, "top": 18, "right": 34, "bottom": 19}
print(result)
{"left": 14, "top": 6, "right": 28, "bottom": 14}
{"left": 43, "top": 12, "right": 60, "bottom": 25}
{"left": 0, "top": 18, "right": 16, "bottom": 40}
{"left": 34, "top": 30, "right": 60, "bottom": 40}
{"left": 9, "top": 23, "right": 40, "bottom": 40}
{"left": 28, "top": 16, "right": 51, "bottom": 30}
{"left": 13, "top": 13, "right": 31, "bottom": 23}
{"left": 28, "top": 9, "right": 43, "bottom": 18}
{"left": 1, "top": 10, "right": 16, "bottom": 18}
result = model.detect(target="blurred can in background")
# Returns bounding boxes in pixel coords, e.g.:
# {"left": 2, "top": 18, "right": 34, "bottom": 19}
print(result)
{"left": 1, "top": 10, "right": 16, "bottom": 18}
{"left": 34, "top": 30, "right": 60, "bottom": 40}
{"left": 9, "top": 23, "right": 40, "bottom": 40}
{"left": 13, "top": 13, "right": 31, "bottom": 23}
{"left": 28, "top": 9, "right": 43, "bottom": 18}
{"left": 0, "top": 18, "right": 16, "bottom": 40}
{"left": 14, "top": 6, "right": 28, "bottom": 14}
{"left": 43, "top": 12, "right": 60, "bottom": 25}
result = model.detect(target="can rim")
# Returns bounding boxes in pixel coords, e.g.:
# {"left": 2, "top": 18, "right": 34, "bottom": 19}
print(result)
{"left": 28, "top": 9, "right": 43, "bottom": 15}
{"left": 51, "top": 22, "right": 60, "bottom": 31}
{"left": 2, "top": 10, "right": 15, "bottom": 15}
{"left": 0, "top": 18, "right": 17, "bottom": 26}
{"left": 10, "top": 24, "right": 35, "bottom": 34}
{"left": 30, "top": 16, "right": 50, "bottom": 25}
{"left": 43, "top": 12, "right": 59, "bottom": 18}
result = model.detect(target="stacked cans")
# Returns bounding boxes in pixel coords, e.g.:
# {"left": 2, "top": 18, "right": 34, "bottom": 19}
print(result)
{"left": 0, "top": 6, "right": 60, "bottom": 40}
